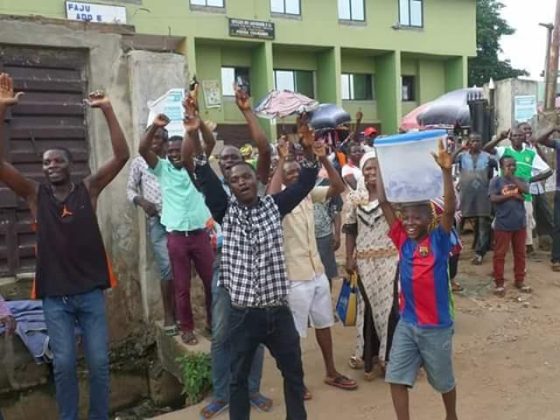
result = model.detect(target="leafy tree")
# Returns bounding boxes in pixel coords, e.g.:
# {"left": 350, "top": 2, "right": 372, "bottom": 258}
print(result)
{"left": 468, "top": 0, "right": 528, "bottom": 87}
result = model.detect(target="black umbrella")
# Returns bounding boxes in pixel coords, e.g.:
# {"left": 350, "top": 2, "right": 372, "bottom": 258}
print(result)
{"left": 309, "top": 103, "right": 351, "bottom": 130}
{"left": 418, "top": 87, "right": 483, "bottom": 127}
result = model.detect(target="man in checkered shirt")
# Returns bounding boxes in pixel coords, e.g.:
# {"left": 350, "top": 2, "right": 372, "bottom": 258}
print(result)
{"left": 192, "top": 125, "right": 321, "bottom": 420}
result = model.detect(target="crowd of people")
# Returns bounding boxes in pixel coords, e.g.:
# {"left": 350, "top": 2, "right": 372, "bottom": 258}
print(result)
{"left": 1, "top": 68, "right": 560, "bottom": 420}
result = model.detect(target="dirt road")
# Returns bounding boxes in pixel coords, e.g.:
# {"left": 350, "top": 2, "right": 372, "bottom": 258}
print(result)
{"left": 158, "top": 242, "right": 560, "bottom": 420}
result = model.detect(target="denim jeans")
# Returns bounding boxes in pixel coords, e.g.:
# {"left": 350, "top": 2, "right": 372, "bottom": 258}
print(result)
{"left": 148, "top": 217, "right": 172, "bottom": 281}
{"left": 473, "top": 216, "right": 491, "bottom": 257}
{"left": 552, "top": 191, "right": 560, "bottom": 262}
{"left": 211, "top": 253, "right": 264, "bottom": 402}
{"left": 229, "top": 305, "right": 306, "bottom": 420}
{"left": 43, "top": 289, "right": 109, "bottom": 420}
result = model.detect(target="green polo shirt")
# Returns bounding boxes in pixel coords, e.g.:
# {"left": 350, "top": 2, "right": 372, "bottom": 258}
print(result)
{"left": 150, "top": 158, "right": 211, "bottom": 232}
{"left": 496, "top": 146, "right": 550, "bottom": 202}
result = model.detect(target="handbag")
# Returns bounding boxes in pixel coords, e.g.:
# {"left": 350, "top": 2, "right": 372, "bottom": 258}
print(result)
{"left": 336, "top": 271, "right": 358, "bottom": 326}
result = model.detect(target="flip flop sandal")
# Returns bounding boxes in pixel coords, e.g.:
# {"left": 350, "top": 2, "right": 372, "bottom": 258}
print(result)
{"left": 181, "top": 331, "right": 199, "bottom": 345}
{"left": 250, "top": 393, "right": 273, "bottom": 412}
{"left": 451, "top": 282, "right": 464, "bottom": 293}
{"left": 200, "top": 400, "right": 228, "bottom": 419}
{"left": 515, "top": 283, "right": 532, "bottom": 293}
{"left": 324, "top": 374, "right": 358, "bottom": 390}
{"left": 163, "top": 325, "right": 178, "bottom": 336}
{"left": 348, "top": 356, "right": 364, "bottom": 370}
{"left": 303, "top": 387, "right": 312, "bottom": 401}
{"left": 363, "top": 371, "right": 377, "bottom": 382}
{"left": 494, "top": 286, "right": 506, "bottom": 297}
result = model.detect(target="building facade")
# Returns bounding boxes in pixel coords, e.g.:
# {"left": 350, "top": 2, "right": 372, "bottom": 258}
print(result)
{"left": 0, "top": 0, "right": 476, "bottom": 137}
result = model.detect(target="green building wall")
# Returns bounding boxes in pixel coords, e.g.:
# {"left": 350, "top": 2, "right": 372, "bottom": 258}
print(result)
{"left": 0, "top": 0, "right": 476, "bottom": 135}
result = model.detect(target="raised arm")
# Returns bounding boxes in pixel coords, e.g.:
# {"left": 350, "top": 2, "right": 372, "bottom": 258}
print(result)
{"left": 347, "top": 111, "right": 363, "bottom": 142}
{"left": 83, "top": 91, "right": 130, "bottom": 199}
{"left": 266, "top": 137, "right": 289, "bottom": 195}
{"left": 272, "top": 126, "right": 319, "bottom": 217}
{"left": 234, "top": 86, "right": 271, "bottom": 184}
{"left": 529, "top": 152, "right": 553, "bottom": 183}
{"left": 377, "top": 161, "right": 397, "bottom": 227}
{"left": 0, "top": 73, "right": 38, "bottom": 205}
{"left": 199, "top": 119, "right": 216, "bottom": 157}
{"left": 181, "top": 97, "right": 202, "bottom": 173}
{"left": 483, "top": 129, "right": 509, "bottom": 154}
{"left": 537, "top": 127, "right": 560, "bottom": 148}
{"left": 321, "top": 144, "right": 345, "bottom": 198}
{"left": 139, "top": 114, "right": 169, "bottom": 169}
{"left": 432, "top": 139, "right": 456, "bottom": 233}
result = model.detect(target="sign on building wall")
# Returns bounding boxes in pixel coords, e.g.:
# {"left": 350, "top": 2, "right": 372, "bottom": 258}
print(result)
{"left": 65, "top": 1, "right": 127, "bottom": 24}
{"left": 229, "top": 18, "right": 275, "bottom": 40}
{"left": 202, "top": 80, "right": 222, "bottom": 109}
{"left": 514, "top": 95, "right": 537, "bottom": 123}
{"left": 147, "top": 89, "right": 185, "bottom": 138}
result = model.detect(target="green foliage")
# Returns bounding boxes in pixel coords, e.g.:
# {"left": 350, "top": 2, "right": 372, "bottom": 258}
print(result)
{"left": 176, "top": 352, "right": 212, "bottom": 405}
{"left": 468, "top": 0, "right": 529, "bottom": 87}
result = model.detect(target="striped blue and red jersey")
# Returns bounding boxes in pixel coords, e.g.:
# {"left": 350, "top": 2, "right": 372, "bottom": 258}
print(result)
{"left": 389, "top": 220, "right": 454, "bottom": 328}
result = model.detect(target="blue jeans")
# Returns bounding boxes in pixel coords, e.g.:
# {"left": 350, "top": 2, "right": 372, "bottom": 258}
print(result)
{"left": 386, "top": 320, "right": 455, "bottom": 394}
{"left": 211, "top": 253, "right": 264, "bottom": 402}
{"left": 148, "top": 217, "right": 173, "bottom": 281}
{"left": 229, "top": 305, "right": 306, "bottom": 420}
{"left": 43, "top": 289, "right": 109, "bottom": 420}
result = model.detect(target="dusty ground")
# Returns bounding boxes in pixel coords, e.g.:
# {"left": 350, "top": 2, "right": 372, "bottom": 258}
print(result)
{"left": 156, "top": 236, "right": 560, "bottom": 420}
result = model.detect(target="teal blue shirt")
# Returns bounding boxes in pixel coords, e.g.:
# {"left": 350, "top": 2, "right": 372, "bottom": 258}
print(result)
{"left": 151, "top": 158, "right": 211, "bottom": 232}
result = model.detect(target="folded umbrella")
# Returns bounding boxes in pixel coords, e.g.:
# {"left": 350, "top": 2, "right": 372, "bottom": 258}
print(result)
{"left": 254, "top": 90, "right": 319, "bottom": 119}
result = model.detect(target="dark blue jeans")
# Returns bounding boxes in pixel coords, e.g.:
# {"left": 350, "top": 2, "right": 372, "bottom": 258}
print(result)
{"left": 229, "top": 305, "right": 306, "bottom": 420}
{"left": 43, "top": 289, "right": 109, "bottom": 420}
{"left": 211, "top": 253, "right": 264, "bottom": 402}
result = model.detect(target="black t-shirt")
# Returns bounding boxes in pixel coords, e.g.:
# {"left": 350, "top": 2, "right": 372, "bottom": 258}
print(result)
{"left": 35, "top": 183, "right": 111, "bottom": 298}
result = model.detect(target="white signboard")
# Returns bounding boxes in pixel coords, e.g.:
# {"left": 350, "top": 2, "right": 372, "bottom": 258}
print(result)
{"left": 147, "top": 89, "right": 186, "bottom": 138}
{"left": 514, "top": 95, "right": 537, "bottom": 123}
{"left": 65, "top": 1, "right": 127, "bottom": 24}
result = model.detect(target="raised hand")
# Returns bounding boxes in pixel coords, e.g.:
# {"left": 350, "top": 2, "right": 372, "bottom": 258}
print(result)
{"left": 85, "top": 90, "right": 111, "bottom": 109}
{"left": 234, "top": 84, "right": 251, "bottom": 111}
{"left": 188, "top": 77, "right": 199, "bottom": 111}
{"left": 312, "top": 139, "right": 327, "bottom": 158}
{"left": 297, "top": 113, "right": 315, "bottom": 149}
{"left": 153, "top": 113, "right": 170, "bottom": 128}
{"left": 0, "top": 73, "right": 23, "bottom": 107}
{"left": 183, "top": 97, "right": 201, "bottom": 133}
{"left": 277, "top": 136, "right": 289, "bottom": 160}
{"left": 355, "top": 110, "right": 363, "bottom": 122}
{"left": 431, "top": 138, "right": 453, "bottom": 170}
{"left": 499, "top": 129, "right": 511, "bottom": 140}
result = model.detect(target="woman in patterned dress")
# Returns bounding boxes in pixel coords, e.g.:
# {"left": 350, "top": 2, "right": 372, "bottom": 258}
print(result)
{"left": 344, "top": 151, "right": 399, "bottom": 379}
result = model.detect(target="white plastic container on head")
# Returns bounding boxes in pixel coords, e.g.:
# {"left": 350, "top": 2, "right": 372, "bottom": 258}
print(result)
{"left": 375, "top": 129, "right": 447, "bottom": 203}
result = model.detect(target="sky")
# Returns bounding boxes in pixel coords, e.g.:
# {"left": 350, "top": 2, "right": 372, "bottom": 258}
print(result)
{"left": 500, "top": 0, "right": 557, "bottom": 79}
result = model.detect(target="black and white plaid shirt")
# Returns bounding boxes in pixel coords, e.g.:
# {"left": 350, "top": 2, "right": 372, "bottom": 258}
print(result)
{"left": 219, "top": 160, "right": 319, "bottom": 307}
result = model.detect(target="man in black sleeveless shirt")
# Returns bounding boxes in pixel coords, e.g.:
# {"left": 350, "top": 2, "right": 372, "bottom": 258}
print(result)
{"left": 0, "top": 73, "right": 130, "bottom": 420}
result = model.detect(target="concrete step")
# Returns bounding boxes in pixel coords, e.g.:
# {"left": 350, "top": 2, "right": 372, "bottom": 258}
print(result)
{"left": 154, "top": 321, "right": 211, "bottom": 384}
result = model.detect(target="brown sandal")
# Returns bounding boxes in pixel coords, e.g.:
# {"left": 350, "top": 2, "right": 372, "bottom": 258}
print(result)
{"left": 181, "top": 331, "right": 198, "bottom": 345}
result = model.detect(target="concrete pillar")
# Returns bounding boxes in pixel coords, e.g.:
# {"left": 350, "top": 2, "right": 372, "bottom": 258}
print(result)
{"left": 445, "top": 56, "right": 468, "bottom": 91}
{"left": 127, "top": 50, "right": 187, "bottom": 321}
{"left": 251, "top": 42, "right": 275, "bottom": 139}
{"left": 316, "top": 46, "right": 340, "bottom": 105}
{"left": 375, "top": 51, "right": 401, "bottom": 134}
